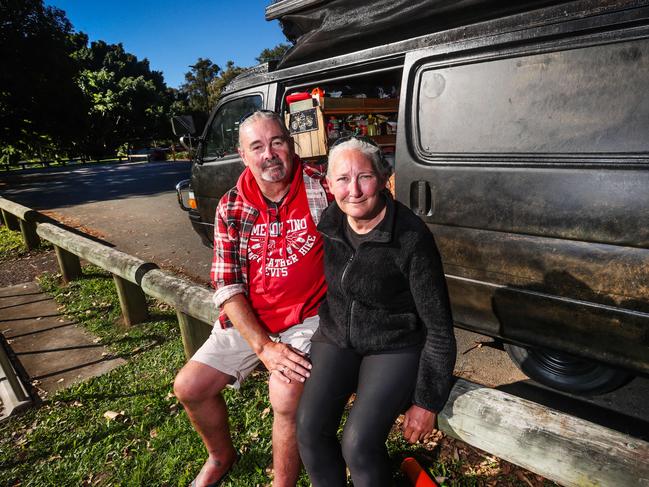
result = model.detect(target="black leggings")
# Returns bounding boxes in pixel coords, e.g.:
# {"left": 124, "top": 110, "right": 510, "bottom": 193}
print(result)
{"left": 297, "top": 341, "right": 420, "bottom": 487}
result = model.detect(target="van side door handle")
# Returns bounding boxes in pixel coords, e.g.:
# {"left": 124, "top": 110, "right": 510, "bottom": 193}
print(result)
{"left": 409, "top": 180, "right": 433, "bottom": 216}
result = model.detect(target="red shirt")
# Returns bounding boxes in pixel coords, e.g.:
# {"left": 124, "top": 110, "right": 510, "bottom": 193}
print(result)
{"left": 238, "top": 161, "right": 327, "bottom": 333}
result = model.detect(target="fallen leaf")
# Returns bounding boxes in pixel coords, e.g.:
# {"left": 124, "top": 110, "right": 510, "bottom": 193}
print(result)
{"left": 515, "top": 471, "right": 535, "bottom": 487}
{"left": 261, "top": 407, "right": 271, "bottom": 418}
{"left": 149, "top": 429, "right": 158, "bottom": 438}
{"left": 103, "top": 410, "right": 122, "bottom": 421}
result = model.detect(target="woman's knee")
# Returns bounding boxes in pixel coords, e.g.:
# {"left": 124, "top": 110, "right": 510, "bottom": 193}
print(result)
{"left": 341, "top": 425, "right": 384, "bottom": 470}
{"left": 296, "top": 399, "right": 320, "bottom": 451}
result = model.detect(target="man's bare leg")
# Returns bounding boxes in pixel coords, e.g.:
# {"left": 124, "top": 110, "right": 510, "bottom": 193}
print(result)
{"left": 174, "top": 361, "right": 238, "bottom": 486}
{"left": 268, "top": 373, "right": 305, "bottom": 486}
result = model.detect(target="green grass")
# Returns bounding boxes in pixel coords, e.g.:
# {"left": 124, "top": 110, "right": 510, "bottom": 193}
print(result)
{"left": 0, "top": 225, "right": 27, "bottom": 261}
{"left": 0, "top": 262, "right": 544, "bottom": 486}
{"left": 0, "top": 225, "right": 52, "bottom": 263}
{"left": 1, "top": 265, "right": 284, "bottom": 486}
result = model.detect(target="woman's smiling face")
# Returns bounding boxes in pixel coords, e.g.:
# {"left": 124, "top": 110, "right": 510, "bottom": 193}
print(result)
{"left": 327, "top": 148, "right": 386, "bottom": 224}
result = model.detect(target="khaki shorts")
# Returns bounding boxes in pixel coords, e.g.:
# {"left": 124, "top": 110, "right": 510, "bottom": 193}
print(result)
{"left": 190, "top": 315, "right": 319, "bottom": 389}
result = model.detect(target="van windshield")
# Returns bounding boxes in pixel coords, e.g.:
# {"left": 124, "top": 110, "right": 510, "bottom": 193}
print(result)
{"left": 202, "top": 95, "right": 263, "bottom": 161}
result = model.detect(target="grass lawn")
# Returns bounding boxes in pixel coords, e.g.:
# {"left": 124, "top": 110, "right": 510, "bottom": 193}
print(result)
{"left": 0, "top": 225, "right": 28, "bottom": 261}
{"left": 0, "top": 226, "right": 548, "bottom": 486}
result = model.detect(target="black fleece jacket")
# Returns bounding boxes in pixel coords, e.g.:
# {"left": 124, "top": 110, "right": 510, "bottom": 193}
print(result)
{"left": 314, "top": 195, "right": 456, "bottom": 412}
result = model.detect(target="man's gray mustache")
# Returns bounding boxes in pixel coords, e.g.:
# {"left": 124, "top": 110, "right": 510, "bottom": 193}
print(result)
{"left": 262, "top": 159, "right": 284, "bottom": 170}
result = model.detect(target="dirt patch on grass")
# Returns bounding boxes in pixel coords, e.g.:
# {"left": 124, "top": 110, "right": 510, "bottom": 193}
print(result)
{"left": 0, "top": 249, "right": 59, "bottom": 287}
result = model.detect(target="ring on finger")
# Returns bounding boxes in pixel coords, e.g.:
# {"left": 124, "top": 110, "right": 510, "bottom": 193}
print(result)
{"left": 282, "top": 365, "right": 288, "bottom": 374}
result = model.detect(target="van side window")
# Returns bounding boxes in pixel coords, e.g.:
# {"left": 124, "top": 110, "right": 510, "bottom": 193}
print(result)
{"left": 203, "top": 95, "right": 263, "bottom": 160}
{"left": 415, "top": 39, "right": 649, "bottom": 156}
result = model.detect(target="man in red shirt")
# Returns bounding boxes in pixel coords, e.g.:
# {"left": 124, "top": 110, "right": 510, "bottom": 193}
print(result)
{"left": 174, "top": 111, "right": 331, "bottom": 487}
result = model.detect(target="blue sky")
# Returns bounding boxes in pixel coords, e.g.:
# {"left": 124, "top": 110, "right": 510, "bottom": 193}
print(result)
{"left": 46, "top": 0, "right": 289, "bottom": 89}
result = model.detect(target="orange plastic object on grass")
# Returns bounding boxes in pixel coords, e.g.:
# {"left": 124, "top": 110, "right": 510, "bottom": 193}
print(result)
{"left": 400, "top": 457, "right": 440, "bottom": 487}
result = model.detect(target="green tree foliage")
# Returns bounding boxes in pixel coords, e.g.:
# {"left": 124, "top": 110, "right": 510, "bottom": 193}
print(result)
{"left": 256, "top": 43, "right": 291, "bottom": 64}
{"left": 0, "top": 0, "right": 174, "bottom": 162}
{"left": 0, "top": 0, "right": 86, "bottom": 163}
{"left": 1, "top": 1, "right": 293, "bottom": 162}
{"left": 181, "top": 58, "right": 220, "bottom": 117}
{"left": 73, "top": 37, "right": 173, "bottom": 158}
{"left": 208, "top": 60, "right": 246, "bottom": 108}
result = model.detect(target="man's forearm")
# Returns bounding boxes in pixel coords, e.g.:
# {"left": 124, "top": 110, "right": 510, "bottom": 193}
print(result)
{"left": 222, "top": 293, "right": 272, "bottom": 355}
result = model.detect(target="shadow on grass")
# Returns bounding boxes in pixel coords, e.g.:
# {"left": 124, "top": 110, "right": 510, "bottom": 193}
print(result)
{"left": 1, "top": 419, "right": 132, "bottom": 470}
{"left": 57, "top": 383, "right": 173, "bottom": 403}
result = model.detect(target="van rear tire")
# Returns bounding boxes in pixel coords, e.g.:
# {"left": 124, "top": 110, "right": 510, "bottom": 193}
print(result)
{"left": 504, "top": 343, "right": 632, "bottom": 395}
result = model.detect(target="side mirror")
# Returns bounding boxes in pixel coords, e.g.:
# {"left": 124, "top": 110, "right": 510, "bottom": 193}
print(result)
{"left": 179, "top": 135, "right": 193, "bottom": 152}
{"left": 171, "top": 115, "right": 196, "bottom": 136}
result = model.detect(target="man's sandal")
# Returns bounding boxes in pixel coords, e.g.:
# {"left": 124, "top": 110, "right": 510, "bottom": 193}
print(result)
{"left": 189, "top": 456, "right": 237, "bottom": 487}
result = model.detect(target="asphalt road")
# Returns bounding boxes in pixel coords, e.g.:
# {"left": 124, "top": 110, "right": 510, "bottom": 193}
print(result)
{"left": 1, "top": 161, "right": 647, "bottom": 438}
{"left": 0, "top": 160, "right": 213, "bottom": 282}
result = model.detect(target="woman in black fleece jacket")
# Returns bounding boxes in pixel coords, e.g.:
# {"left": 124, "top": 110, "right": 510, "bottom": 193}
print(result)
{"left": 296, "top": 136, "right": 456, "bottom": 487}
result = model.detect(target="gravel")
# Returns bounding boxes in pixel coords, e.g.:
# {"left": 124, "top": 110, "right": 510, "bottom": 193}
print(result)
{"left": 0, "top": 249, "right": 59, "bottom": 287}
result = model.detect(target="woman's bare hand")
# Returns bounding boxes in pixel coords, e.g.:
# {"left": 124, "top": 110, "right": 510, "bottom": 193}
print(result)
{"left": 402, "top": 404, "right": 437, "bottom": 443}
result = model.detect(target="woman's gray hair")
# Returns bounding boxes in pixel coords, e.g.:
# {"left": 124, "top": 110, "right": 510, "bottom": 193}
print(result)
{"left": 238, "top": 110, "right": 291, "bottom": 146}
{"left": 327, "top": 137, "right": 393, "bottom": 182}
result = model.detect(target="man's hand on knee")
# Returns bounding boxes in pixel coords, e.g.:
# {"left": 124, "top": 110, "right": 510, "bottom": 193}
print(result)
{"left": 259, "top": 342, "right": 312, "bottom": 383}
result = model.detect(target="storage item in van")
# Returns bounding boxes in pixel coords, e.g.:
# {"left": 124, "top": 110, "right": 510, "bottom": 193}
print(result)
{"left": 285, "top": 107, "right": 328, "bottom": 158}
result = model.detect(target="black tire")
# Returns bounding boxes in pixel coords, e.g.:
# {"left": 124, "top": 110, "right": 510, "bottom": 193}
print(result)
{"left": 504, "top": 343, "right": 632, "bottom": 395}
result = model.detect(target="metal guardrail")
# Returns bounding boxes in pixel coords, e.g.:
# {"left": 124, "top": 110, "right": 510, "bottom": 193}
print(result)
{"left": 0, "top": 195, "right": 648, "bottom": 486}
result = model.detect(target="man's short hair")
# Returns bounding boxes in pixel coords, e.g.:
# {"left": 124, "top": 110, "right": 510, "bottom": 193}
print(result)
{"left": 238, "top": 110, "right": 291, "bottom": 147}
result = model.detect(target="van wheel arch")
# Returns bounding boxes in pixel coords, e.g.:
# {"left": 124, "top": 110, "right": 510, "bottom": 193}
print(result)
{"left": 504, "top": 343, "right": 632, "bottom": 395}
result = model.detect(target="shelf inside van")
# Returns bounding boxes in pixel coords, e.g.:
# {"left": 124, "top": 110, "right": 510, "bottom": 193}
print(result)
{"left": 320, "top": 97, "right": 398, "bottom": 114}
{"left": 371, "top": 134, "right": 396, "bottom": 146}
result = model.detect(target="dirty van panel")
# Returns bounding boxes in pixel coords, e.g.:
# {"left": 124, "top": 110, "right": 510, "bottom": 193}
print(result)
{"left": 397, "top": 28, "right": 649, "bottom": 374}
{"left": 415, "top": 41, "right": 649, "bottom": 154}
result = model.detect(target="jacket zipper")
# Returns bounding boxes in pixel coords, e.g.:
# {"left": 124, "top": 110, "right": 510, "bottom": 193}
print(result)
{"left": 340, "top": 251, "right": 355, "bottom": 346}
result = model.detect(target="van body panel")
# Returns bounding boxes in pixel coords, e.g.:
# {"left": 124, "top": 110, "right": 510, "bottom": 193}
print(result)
{"left": 446, "top": 275, "right": 649, "bottom": 373}
{"left": 396, "top": 5, "right": 649, "bottom": 374}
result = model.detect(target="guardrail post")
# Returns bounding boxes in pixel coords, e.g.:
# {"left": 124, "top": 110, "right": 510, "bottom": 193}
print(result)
{"left": 176, "top": 311, "right": 212, "bottom": 358}
{"left": 19, "top": 219, "right": 40, "bottom": 250}
{"left": 113, "top": 275, "right": 149, "bottom": 326}
{"left": 54, "top": 245, "right": 82, "bottom": 283}
{"left": 1, "top": 209, "right": 20, "bottom": 231}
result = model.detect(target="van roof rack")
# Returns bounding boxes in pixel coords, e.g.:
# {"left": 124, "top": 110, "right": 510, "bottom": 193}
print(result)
{"left": 223, "top": 61, "right": 279, "bottom": 94}
{"left": 265, "top": 0, "right": 329, "bottom": 21}
{"left": 264, "top": 0, "right": 572, "bottom": 69}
